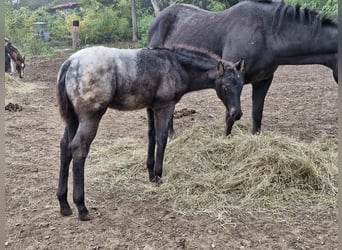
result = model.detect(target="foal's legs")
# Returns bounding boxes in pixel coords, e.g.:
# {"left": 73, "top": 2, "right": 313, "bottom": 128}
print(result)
{"left": 152, "top": 105, "right": 175, "bottom": 182}
{"left": 146, "top": 108, "right": 156, "bottom": 181}
{"left": 57, "top": 123, "right": 78, "bottom": 216}
{"left": 69, "top": 113, "right": 104, "bottom": 220}
{"left": 251, "top": 75, "right": 273, "bottom": 134}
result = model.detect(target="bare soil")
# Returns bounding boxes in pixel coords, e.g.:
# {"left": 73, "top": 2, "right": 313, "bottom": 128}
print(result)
{"left": 5, "top": 51, "right": 338, "bottom": 249}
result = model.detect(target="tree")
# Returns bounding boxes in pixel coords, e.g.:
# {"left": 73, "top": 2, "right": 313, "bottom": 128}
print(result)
{"left": 131, "top": 0, "right": 138, "bottom": 41}
{"left": 150, "top": 0, "right": 160, "bottom": 16}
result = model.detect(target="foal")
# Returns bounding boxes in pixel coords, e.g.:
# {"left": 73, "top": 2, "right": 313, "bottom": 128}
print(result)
{"left": 56, "top": 46, "right": 244, "bottom": 220}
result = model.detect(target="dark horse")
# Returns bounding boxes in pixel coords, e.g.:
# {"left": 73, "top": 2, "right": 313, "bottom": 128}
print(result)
{"left": 5, "top": 47, "right": 11, "bottom": 73}
{"left": 148, "top": 0, "right": 338, "bottom": 134}
{"left": 5, "top": 38, "right": 25, "bottom": 78}
{"left": 56, "top": 46, "right": 244, "bottom": 220}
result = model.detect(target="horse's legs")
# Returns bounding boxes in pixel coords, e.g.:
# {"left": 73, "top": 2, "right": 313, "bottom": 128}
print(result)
{"left": 146, "top": 108, "right": 156, "bottom": 181}
{"left": 168, "top": 117, "right": 175, "bottom": 139}
{"left": 5, "top": 53, "right": 11, "bottom": 73}
{"left": 331, "top": 55, "right": 338, "bottom": 83}
{"left": 70, "top": 114, "right": 103, "bottom": 220}
{"left": 251, "top": 75, "right": 274, "bottom": 134}
{"left": 10, "top": 58, "right": 15, "bottom": 74}
{"left": 57, "top": 123, "right": 78, "bottom": 216}
{"left": 152, "top": 105, "right": 175, "bottom": 182}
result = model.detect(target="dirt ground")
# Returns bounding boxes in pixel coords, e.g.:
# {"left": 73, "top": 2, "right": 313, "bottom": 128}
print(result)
{"left": 5, "top": 51, "right": 338, "bottom": 249}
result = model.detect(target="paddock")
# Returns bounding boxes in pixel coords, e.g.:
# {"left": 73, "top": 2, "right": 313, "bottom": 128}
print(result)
{"left": 5, "top": 52, "right": 337, "bottom": 249}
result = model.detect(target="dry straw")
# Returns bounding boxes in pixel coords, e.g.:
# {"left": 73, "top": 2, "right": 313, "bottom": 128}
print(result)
{"left": 87, "top": 121, "right": 337, "bottom": 221}
{"left": 5, "top": 74, "right": 46, "bottom": 102}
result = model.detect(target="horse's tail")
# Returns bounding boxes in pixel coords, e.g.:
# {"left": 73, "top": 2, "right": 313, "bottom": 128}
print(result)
{"left": 56, "top": 60, "right": 78, "bottom": 125}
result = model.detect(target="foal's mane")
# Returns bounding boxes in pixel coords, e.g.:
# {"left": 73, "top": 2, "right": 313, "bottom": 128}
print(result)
{"left": 164, "top": 44, "right": 235, "bottom": 70}
{"left": 271, "top": 1, "right": 337, "bottom": 32}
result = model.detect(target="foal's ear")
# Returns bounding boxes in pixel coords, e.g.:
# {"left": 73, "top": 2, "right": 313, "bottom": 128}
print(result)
{"left": 217, "top": 61, "right": 225, "bottom": 76}
{"left": 234, "top": 59, "right": 245, "bottom": 72}
{"left": 23, "top": 55, "right": 25, "bottom": 61}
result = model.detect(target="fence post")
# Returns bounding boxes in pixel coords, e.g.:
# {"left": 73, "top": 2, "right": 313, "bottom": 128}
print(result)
{"left": 72, "top": 20, "right": 79, "bottom": 49}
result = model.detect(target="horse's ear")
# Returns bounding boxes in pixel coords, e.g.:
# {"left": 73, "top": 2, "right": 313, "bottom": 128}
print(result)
{"left": 234, "top": 59, "right": 245, "bottom": 72}
{"left": 23, "top": 55, "right": 25, "bottom": 61}
{"left": 217, "top": 61, "right": 225, "bottom": 76}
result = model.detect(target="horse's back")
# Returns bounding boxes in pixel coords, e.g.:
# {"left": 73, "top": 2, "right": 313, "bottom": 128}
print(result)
{"left": 148, "top": 2, "right": 281, "bottom": 81}
{"left": 148, "top": 4, "right": 230, "bottom": 50}
{"left": 148, "top": 2, "right": 273, "bottom": 51}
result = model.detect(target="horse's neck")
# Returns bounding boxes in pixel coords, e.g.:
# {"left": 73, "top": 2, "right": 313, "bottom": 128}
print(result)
{"left": 272, "top": 25, "right": 337, "bottom": 67}
{"left": 169, "top": 49, "right": 219, "bottom": 91}
{"left": 270, "top": 6, "right": 337, "bottom": 66}
{"left": 186, "top": 69, "right": 215, "bottom": 92}
{"left": 173, "top": 49, "right": 218, "bottom": 71}
{"left": 6, "top": 44, "right": 20, "bottom": 61}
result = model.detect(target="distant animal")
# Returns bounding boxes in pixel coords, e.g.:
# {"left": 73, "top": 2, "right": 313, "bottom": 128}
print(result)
{"left": 4, "top": 38, "right": 25, "bottom": 78}
{"left": 147, "top": 0, "right": 338, "bottom": 134}
{"left": 56, "top": 45, "right": 244, "bottom": 220}
{"left": 5, "top": 46, "right": 11, "bottom": 73}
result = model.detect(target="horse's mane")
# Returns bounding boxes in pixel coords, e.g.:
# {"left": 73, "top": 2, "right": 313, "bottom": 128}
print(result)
{"left": 6, "top": 43, "right": 19, "bottom": 54}
{"left": 163, "top": 44, "right": 235, "bottom": 70}
{"left": 6, "top": 42, "right": 25, "bottom": 62}
{"left": 272, "top": 2, "right": 337, "bottom": 32}
{"left": 241, "top": 0, "right": 336, "bottom": 31}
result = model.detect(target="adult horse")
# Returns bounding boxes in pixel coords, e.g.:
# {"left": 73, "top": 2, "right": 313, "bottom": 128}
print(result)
{"left": 147, "top": 0, "right": 338, "bottom": 134}
{"left": 4, "top": 38, "right": 25, "bottom": 78}
{"left": 56, "top": 45, "right": 244, "bottom": 220}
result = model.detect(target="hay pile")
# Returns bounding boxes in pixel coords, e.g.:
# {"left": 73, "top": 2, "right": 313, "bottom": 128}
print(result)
{"left": 5, "top": 74, "right": 45, "bottom": 102}
{"left": 88, "top": 121, "right": 337, "bottom": 221}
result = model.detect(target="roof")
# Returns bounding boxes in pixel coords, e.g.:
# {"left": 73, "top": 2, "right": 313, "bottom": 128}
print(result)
{"left": 49, "top": 2, "right": 80, "bottom": 11}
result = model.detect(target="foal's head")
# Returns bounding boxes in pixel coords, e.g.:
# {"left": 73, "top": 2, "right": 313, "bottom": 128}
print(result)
{"left": 211, "top": 60, "right": 245, "bottom": 121}
{"left": 15, "top": 55, "right": 25, "bottom": 79}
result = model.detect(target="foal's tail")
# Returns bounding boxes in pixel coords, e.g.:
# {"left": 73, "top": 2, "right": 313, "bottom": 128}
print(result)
{"left": 56, "top": 60, "right": 78, "bottom": 125}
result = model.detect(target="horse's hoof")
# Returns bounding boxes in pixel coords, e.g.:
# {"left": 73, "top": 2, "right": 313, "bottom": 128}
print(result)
{"left": 79, "top": 212, "right": 92, "bottom": 221}
{"left": 168, "top": 132, "right": 175, "bottom": 141}
{"left": 149, "top": 173, "right": 155, "bottom": 182}
{"left": 151, "top": 176, "right": 163, "bottom": 185}
{"left": 60, "top": 206, "right": 72, "bottom": 216}
{"left": 148, "top": 172, "right": 162, "bottom": 183}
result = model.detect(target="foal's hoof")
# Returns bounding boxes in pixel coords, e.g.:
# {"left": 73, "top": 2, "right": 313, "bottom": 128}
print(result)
{"left": 60, "top": 204, "right": 72, "bottom": 216}
{"left": 151, "top": 176, "right": 163, "bottom": 185}
{"left": 60, "top": 206, "right": 72, "bottom": 216}
{"left": 79, "top": 212, "right": 92, "bottom": 221}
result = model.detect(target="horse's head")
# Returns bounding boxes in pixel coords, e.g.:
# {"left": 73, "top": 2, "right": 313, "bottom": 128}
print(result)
{"left": 210, "top": 60, "right": 245, "bottom": 134}
{"left": 15, "top": 55, "right": 25, "bottom": 78}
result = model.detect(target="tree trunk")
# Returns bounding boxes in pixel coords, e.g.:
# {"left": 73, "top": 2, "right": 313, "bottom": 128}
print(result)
{"left": 131, "top": 0, "right": 138, "bottom": 42}
{"left": 150, "top": 0, "right": 160, "bottom": 16}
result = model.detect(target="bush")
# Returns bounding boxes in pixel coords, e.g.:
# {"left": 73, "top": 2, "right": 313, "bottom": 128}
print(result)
{"left": 137, "top": 10, "right": 154, "bottom": 47}
{"left": 80, "top": 0, "right": 132, "bottom": 44}
{"left": 285, "top": 0, "right": 337, "bottom": 17}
